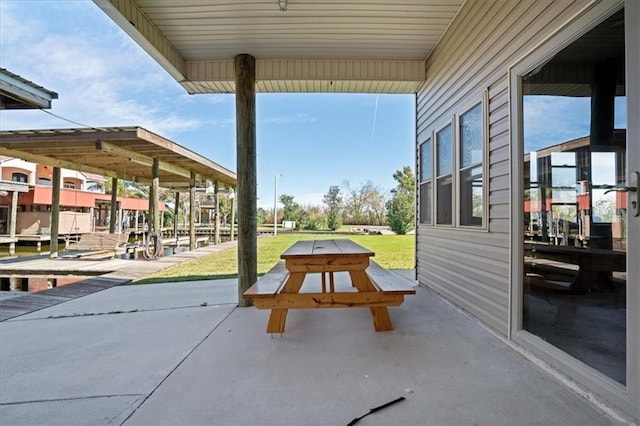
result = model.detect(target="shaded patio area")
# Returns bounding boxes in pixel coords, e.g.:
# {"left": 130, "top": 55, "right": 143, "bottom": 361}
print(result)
{"left": 0, "top": 272, "right": 619, "bottom": 425}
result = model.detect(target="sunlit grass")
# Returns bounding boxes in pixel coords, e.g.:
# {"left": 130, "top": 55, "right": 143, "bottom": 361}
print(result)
{"left": 133, "top": 233, "right": 414, "bottom": 284}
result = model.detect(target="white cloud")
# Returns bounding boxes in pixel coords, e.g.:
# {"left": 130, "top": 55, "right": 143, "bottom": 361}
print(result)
{"left": 262, "top": 113, "right": 318, "bottom": 125}
{"left": 0, "top": 3, "right": 206, "bottom": 138}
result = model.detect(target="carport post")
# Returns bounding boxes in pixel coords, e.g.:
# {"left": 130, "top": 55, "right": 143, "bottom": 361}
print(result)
{"left": 151, "top": 158, "right": 160, "bottom": 233}
{"left": 109, "top": 177, "right": 118, "bottom": 233}
{"left": 8, "top": 190, "right": 18, "bottom": 256}
{"left": 50, "top": 167, "right": 61, "bottom": 259}
{"left": 235, "top": 53, "right": 257, "bottom": 307}
{"left": 189, "top": 172, "right": 196, "bottom": 251}
{"left": 174, "top": 191, "right": 180, "bottom": 241}
{"left": 214, "top": 181, "right": 220, "bottom": 245}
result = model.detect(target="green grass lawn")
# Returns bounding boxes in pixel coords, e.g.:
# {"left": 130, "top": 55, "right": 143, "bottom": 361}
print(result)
{"left": 134, "top": 233, "right": 414, "bottom": 284}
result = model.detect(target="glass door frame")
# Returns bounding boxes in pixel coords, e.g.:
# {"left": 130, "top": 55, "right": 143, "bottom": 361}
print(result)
{"left": 508, "top": 0, "right": 639, "bottom": 418}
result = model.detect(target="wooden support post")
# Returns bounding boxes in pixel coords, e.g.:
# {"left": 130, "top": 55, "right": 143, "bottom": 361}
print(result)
{"left": 189, "top": 172, "right": 196, "bottom": 251}
{"left": 50, "top": 167, "right": 61, "bottom": 259}
{"left": 235, "top": 53, "right": 257, "bottom": 307}
{"left": 109, "top": 177, "right": 118, "bottom": 234}
{"left": 151, "top": 158, "right": 160, "bottom": 233}
{"left": 8, "top": 190, "right": 18, "bottom": 256}
{"left": 230, "top": 188, "right": 236, "bottom": 242}
{"left": 214, "top": 181, "right": 220, "bottom": 245}
{"left": 148, "top": 184, "right": 155, "bottom": 233}
{"left": 174, "top": 191, "right": 180, "bottom": 241}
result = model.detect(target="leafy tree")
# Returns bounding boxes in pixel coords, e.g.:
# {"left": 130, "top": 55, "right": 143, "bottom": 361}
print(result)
{"left": 367, "top": 189, "right": 387, "bottom": 225}
{"left": 305, "top": 205, "right": 326, "bottom": 230}
{"left": 257, "top": 207, "right": 266, "bottom": 226}
{"left": 323, "top": 185, "right": 343, "bottom": 230}
{"left": 386, "top": 166, "right": 415, "bottom": 234}
{"left": 280, "top": 194, "right": 299, "bottom": 222}
{"left": 279, "top": 194, "right": 308, "bottom": 230}
{"left": 342, "top": 180, "right": 385, "bottom": 225}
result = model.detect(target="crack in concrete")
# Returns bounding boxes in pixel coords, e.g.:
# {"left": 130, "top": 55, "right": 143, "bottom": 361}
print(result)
{"left": 6, "top": 302, "right": 237, "bottom": 321}
{"left": 0, "top": 394, "right": 146, "bottom": 406}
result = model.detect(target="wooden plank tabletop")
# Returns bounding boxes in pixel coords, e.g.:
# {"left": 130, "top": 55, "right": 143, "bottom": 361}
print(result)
{"left": 281, "top": 239, "right": 374, "bottom": 259}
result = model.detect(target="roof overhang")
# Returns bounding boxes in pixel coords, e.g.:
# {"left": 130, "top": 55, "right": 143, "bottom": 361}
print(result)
{"left": 92, "top": 0, "right": 465, "bottom": 94}
{"left": 0, "top": 127, "right": 236, "bottom": 190}
{"left": 0, "top": 68, "right": 59, "bottom": 110}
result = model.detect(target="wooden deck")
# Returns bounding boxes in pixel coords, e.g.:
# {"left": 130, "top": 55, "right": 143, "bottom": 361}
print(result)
{"left": 0, "top": 239, "right": 238, "bottom": 321}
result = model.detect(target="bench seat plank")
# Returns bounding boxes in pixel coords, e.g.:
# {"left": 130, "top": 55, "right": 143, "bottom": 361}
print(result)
{"left": 243, "top": 261, "right": 289, "bottom": 299}
{"left": 253, "top": 292, "right": 404, "bottom": 309}
{"left": 366, "top": 260, "right": 416, "bottom": 295}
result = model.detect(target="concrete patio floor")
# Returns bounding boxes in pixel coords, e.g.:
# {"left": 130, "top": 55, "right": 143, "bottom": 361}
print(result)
{"left": 0, "top": 271, "right": 623, "bottom": 425}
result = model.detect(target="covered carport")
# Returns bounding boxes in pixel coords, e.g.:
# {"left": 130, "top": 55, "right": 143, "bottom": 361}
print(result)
{"left": 0, "top": 126, "right": 236, "bottom": 258}
{"left": 0, "top": 68, "right": 59, "bottom": 255}
{"left": 91, "top": 0, "right": 464, "bottom": 305}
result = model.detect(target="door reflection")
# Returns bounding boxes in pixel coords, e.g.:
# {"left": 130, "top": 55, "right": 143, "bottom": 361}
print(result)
{"left": 521, "top": 9, "right": 627, "bottom": 385}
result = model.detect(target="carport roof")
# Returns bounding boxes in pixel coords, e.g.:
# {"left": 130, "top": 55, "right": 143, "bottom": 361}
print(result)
{"left": 0, "top": 68, "right": 58, "bottom": 110}
{"left": 0, "top": 126, "right": 236, "bottom": 190}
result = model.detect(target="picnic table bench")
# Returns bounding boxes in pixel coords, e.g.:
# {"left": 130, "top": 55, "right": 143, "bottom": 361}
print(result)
{"left": 243, "top": 239, "right": 416, "bottom": 333}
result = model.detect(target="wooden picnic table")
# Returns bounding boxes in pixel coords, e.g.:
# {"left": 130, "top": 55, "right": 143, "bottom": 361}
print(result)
{"left": 243, "top": 239, "right": 415, "bottom": 334}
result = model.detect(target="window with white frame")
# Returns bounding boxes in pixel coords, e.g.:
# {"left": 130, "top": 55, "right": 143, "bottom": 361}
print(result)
{"left": 11, "top": 172, "right": 27, "bottom": 183}
{"left": 436, "top": 123, "right": 453, "bottom": 225}
{"left": 422, "top": 96, "right": 486, "bottom": 228}
{"left": 419, "top": 138, "right": 432, "bottom": 224}
{"left": 458, "top": 102, "right": 484, "bottom": 227}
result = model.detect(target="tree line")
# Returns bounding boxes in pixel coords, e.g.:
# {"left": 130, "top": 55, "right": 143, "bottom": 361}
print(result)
{"left": 259, "top": 166, "right": 416, "bottom": 234}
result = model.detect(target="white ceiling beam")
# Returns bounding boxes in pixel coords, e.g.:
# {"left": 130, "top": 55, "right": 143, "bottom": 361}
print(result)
{"left": 183, "top": 59, "right": 425, "bottom": 94}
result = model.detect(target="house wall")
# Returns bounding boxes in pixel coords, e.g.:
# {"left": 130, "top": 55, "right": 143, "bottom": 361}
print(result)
{"left": 416, "top": 0, "right": 588, "bottom": 335}
{"left": 17, "top": 211, "right": 92, "bottom": 234}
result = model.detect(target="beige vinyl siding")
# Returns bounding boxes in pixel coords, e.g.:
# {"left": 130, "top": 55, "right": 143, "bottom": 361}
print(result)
{"left": 416, "top": 0, "right": 586, "bottom": 336}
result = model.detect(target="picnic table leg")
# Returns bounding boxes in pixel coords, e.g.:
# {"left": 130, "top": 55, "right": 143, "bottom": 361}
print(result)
{"left": 265, "top": 272, "right": 306, "bottom": 334}
{"left": 348, "top": 270, "right": 394, "bottom": 331}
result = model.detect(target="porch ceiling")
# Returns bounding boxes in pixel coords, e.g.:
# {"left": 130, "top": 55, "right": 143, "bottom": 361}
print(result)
{"left": 92, "top": 0, "right": 465, "bottom": 94}
{"left": 0, "top": 127, "right": 237, "bottom": 190}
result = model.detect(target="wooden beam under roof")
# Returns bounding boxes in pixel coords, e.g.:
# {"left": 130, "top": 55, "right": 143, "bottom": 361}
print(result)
{"left": 0, "top": 146, "right": 118, "bottom": 179}
{"left": 95, "top": 140, "right": 197, "bottom": 180}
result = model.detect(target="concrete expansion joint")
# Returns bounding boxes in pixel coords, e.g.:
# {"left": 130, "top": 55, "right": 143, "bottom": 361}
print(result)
{"left": 120, "top": 306, "right": 237, "bottom": 424}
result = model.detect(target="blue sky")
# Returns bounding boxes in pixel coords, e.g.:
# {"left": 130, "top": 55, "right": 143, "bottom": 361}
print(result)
{"left": 0, "top": 1, "right": 415, "bottom": 208}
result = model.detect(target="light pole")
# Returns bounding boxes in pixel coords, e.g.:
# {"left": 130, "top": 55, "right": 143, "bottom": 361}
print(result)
{"left": 274, "top": 174, "right": 282, "bottom": 236}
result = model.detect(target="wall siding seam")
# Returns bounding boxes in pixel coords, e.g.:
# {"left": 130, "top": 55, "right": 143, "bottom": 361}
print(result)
{"left": 418, "top": 260, "right": 507, "bottom": 310}
{"left": 416, "top": 247, "right": 509, "bottom": 291}
{"left": 417, "top": 267, "right": 508, "bottom": 334}
{"left": 416, "top": 228, "right": 509, "bottom": 247}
